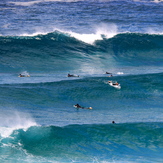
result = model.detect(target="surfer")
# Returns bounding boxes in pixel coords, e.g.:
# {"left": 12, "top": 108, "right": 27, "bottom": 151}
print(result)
{"left": 108, "top": 81, "right": 119, "bottom": 85}
{"left": 113, "top": 82, "right": 119, "bottom": 85}
{"left": 106, "top": 72, "right": 113, "bottom": 77}
{"left": 19, "top": 74, "right": 30, "bottom": 77}
{"left": 74, "top": 104, "right": 92, "bottom": 110}
{"left": 108, "top": 81, "right": 121, "bottom": 89}
{"left": 112, "top": 121, "right": 115, "bottom": 124}
{"left": 19, "top": 74, "right": 24, "bottom": 77}
{"left": 74, "top": 104, "right": 82, "bottom": 108}
{"left": 106, "top": 72, "right": 112, "bottom": 74}
{"left": 68, "top": 74, "right": 79, "bottom": 77}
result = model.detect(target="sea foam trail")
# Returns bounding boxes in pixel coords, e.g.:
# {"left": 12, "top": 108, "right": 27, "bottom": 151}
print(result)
{"left": 9, "top": 0, "right": 86, "bottom": 6}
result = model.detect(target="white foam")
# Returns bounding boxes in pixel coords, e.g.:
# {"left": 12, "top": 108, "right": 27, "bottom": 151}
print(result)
{"left": 69, "top": 23, "right": 118, "bottom": 44}
{"left": 0, "top": 110, "right": 37, "bottom": 138}
{"left": 17, "top": 23, "right": 118, "bottom": 44}
{"left": 9, "top": 0, "right": 86, "bottom": 6}
{"left": 20, "top": 31, "right": 48, "bottom": 37}
{"left": 69, "top": 32, "right": 103, "bottom": 44}
{"left": 117, "top": 72, "right": 124, "bottom": 75}
{"left": 9, "top": 0, "right": 42, "bottom": 6}
{"left": 19, "top": 71, "right": 30, "bottom": 76}
{"left": 146, "top": 28, "right": 163, "bottom": 35}
{"left": 134, "top": 0, "right": 163, "bottom": 3}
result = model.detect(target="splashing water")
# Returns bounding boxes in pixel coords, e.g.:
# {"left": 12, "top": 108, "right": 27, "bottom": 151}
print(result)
{"left": 0, "top": 110, "right": 37, "bottom": 138}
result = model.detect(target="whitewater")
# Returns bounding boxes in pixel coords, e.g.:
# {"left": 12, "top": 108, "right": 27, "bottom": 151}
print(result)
{"left": 0, "top": 0, "right": 163, "bottom": 162}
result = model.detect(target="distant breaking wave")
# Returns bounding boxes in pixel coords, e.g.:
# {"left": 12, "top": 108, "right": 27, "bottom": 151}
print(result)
{"left": 9, "top": 0, "right": 163, "bottom": 7}
{"left": 0, "top": 31, "right": 162, "bottom": 55}
{"left": 0, "top": 31, "right": 163, "bottom": 73}
{"left": 16, "top": 23, "right": 118, "bottom": 44}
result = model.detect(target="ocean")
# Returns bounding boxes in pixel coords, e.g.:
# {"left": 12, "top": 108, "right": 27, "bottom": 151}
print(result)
{"left": 0, "top": 0, "right": 163, "bottom": 162}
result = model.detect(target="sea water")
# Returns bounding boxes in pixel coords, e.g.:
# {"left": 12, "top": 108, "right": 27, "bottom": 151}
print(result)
{"left": 0, "top": 0, "right": 163, "bottom": 162}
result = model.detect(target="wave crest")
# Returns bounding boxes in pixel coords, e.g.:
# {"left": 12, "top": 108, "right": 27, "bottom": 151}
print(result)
{"left": 0, "top": 110, "right": 37, "bottom": 138}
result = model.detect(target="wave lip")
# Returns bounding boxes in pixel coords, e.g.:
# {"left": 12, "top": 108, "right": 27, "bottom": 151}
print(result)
{"left": 12, "top": 23, "right": 118, "bottom": 44}
{"left": 69, "top": 23, "right": 118, "bottom": 44}
{"left": 0, "top": 111, "right": 37, "bottom": 138}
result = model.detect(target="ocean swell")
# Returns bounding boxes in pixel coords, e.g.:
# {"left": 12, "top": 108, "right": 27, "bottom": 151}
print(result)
{"left": 0, "top": 32, "right": 163, "bottom": 73}
{"left": 1, "top": 123, "right": 163, "bottom": 162}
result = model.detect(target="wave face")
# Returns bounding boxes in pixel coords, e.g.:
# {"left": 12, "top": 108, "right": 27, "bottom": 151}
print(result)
{"left": 0, "top": 32, "right": 163, "bottom": 73}
{"left": 0, "top": 0, "right": 163, "bottom": 162}
{"left": 1, "top": 123, "right": 163, "bottom": 163}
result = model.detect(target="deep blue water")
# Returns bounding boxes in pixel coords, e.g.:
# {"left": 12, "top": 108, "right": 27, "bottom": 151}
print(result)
{"left": 0, "top": 0, "right": 163, "bottom": 162}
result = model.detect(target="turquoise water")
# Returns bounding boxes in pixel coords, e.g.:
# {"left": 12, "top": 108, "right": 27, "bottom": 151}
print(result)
{"left": 0, "top": 0, "right": 163, "bottom": 162}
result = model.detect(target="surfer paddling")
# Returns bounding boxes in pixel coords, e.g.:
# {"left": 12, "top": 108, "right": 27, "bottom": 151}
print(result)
{"left": 105, "top": 72, "right": 113, "bottom": 77}
{"left": 68, "top": 74, "right": 79, "bottom": 77}
{"left": 108, "top": 81, "right": 119, "bottom": 85}
{"left": 106, "top": 72, "right": 112, "bottom": 74}
{"left": 74, "top": 104, "right": 92, "bottom": 110}
{"left": 113, "top": 82, "right": 119, "bottom": 85}
{"left": 18, "top": 74, "right": 30, "bottom": 77}
{"left": 108, "top": 81, "right": 121, "bottom": 89}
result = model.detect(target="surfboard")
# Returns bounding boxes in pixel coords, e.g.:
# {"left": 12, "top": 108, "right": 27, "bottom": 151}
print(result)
{"left": 73, "top": 105, "right": 93, "bottom": 110}
{"left": 18, "top": 75, "right": 30, "bottom": 77}
{"left": 108, "top": 81, "right": 121, "bottom": 89}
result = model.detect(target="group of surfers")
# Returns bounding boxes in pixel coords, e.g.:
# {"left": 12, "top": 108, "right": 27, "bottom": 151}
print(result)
{"left": 68, "top": 72, "right": 119, "bottom": 86}
{"left": 68, "top": 72, "right": 113, "bottom": 78}
{"left": 19, "top": 71, "right": 119, "bottom": 88}
{"left": 19, "top": 71, "right": 113, "bottom": 78}
{"left": 19, "top": 72, "right": 116, "bottom": 123}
